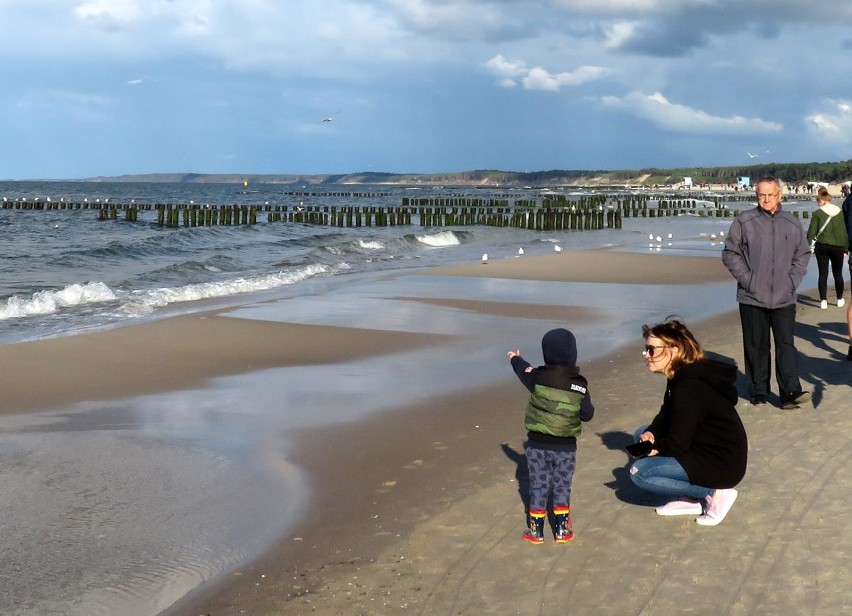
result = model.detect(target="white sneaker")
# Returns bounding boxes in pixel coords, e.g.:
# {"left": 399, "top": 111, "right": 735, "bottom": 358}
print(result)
{"left": 696, "top": 488, "right": 738, "bottom": 526}
{"left": 838, "top": 298, "right": 846, "bottom": 308}
{"left": 820, "top": 300, "right": 828, "bottom": 309}
{"left": 655, "top": 498, "right": 704, "bottom": 516}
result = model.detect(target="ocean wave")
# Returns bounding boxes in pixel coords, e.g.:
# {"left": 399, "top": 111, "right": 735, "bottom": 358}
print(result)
{"left": 0, "top": 282, "right": 117, "bottom": 320}
{"left": 413, "top": 230, "right": 461, "bottom": 247}
{"left": 119, "top": 263, "right": 343, "bottom": 316}
{"left": 357, "top": 240, "right": 385, "bottom": 250}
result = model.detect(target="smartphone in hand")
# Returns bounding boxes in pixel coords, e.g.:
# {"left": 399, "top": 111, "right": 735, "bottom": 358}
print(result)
{"left": 625, "top": 440, "right": 655, "bottom": 458}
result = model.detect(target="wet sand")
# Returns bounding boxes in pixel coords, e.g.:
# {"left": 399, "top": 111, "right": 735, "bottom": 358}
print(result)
{"left": 0, "top": 317, "right": 458, "bottom": 414}
{"left": 171, "top": 253, "right": 849, "bottom": 615}
{"left": 2, "top": 250, "right": 849, "bottom": 615}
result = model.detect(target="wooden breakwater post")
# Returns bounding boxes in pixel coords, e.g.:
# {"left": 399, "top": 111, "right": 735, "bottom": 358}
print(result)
{"left": 150, "top": 203, "right": 259, "bottom": 227}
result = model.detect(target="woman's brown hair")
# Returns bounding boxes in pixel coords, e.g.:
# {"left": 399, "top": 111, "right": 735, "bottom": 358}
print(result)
{"left": 642, "top": 317, "right": 704, "bottom": 378}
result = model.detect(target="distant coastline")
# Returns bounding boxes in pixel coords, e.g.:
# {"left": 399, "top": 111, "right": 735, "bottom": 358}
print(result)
{"left": 13, "top": 159, "right": 852, "bottom": 187}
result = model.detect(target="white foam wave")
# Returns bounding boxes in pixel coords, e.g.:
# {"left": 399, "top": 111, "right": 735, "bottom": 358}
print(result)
{"left": 357, "top": 240, "right": 385, "bottom": 250}
{"left": 120, "top": 263, "right": 339, "bottom": 316}
{"left": 0, "top": 282, "right": 117, "bottom": 320}
{"left": 415, "top": 231, "right": 460, "bottom": 247}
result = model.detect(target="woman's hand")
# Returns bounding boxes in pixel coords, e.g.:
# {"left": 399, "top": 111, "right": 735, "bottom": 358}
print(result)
{"left": 639, "top": 431, "right": 658, "bottom": 456}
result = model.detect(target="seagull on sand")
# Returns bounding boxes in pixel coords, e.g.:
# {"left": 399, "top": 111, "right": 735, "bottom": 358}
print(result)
{"left": 321, "top": 111, "right": 340, "bottom": 123}
{"left": 517, "top": 247, "right": 524, "bottom": 255}
{"left": 482, "top": 253, "right": 488, "bottom": 264}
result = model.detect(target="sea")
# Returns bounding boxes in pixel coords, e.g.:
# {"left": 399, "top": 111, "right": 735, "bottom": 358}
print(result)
{"left": 0, "top": 180, "right": 794, "bottom": 344}
{"left": 0, "top": 181, "right": 819, "bottom": 615}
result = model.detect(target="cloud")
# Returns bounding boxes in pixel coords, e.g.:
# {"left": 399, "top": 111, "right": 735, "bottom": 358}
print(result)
{"left": 127, "top": 78, "right": 144, "bottom": 85}
{"left": 486, "top": 55, "right": 609, "bottom": 91}
{"left": 603, "top": 22, "right": 638, "bottom": 50}
{"left": 563, "top": 0, "right": 852, "bottom": 57}
{"left": 805, "top": 100, "right": 852, "bottom": 145}
{"left": 384, "top": 0, "right": 527, "bottom": 42}
{"left": 602, "top": 91, "right": 783, "bottom": 135}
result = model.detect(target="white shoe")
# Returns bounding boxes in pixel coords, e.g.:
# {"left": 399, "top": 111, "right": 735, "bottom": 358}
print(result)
{"left": 696, "top": 488, "right": 738, "bottom": 526}
{"left": 838, "top": 298, "right": 846, "bottom": 308}
{"left": 656, "top": 498, "right": 704, "bottom": 516}
{"left": 820, "top": 300, "right": 828, "bottom": 309}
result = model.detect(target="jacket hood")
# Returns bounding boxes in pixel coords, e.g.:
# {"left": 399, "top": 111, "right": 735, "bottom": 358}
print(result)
{"left": 820, "top": 203, "right": 842, "bottom": 217}
{"left": 672, "top": 358, "right": 738, "bottom": 404}
{"left": 541, "top": 328, "right": 577, "bottom": 366}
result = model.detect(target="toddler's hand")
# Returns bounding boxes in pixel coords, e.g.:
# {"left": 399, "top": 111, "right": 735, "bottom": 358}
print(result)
{"left": 507, "top": 350, "right": 520, "bottom": 359}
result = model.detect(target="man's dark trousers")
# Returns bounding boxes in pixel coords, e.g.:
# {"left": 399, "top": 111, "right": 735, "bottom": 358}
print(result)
{"left": 739, "top": 303, "right": 802, "bottom": 403}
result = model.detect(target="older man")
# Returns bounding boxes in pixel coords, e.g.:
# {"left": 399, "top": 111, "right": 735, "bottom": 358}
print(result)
{"left": 722, "top": 176, "right": 812, "bottom": 409}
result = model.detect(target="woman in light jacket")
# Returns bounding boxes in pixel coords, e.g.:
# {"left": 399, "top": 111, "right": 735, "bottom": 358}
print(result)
{"left": 807, "top": 187, "right": 849, "bottom": 309}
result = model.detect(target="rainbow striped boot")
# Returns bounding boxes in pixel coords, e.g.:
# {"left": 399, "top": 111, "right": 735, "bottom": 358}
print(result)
{"left": 523, "top": 509, "right": 546, "bottom": 544}
{"left": 554, "top": 506, "right": 574, "bottom": 543}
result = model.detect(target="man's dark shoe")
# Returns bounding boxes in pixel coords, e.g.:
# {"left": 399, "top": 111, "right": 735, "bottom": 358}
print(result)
{"left": 847, "top": 345, "right": 852, "bottom": 361}
{"left": 781, "top": 391, "right": 810, "bottom": 410}
{"left": 749, "top": 396, "right": 768, "bottom": 406}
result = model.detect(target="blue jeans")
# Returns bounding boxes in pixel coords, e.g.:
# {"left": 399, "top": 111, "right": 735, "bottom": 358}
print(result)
{"left": 629, "top": 426, "right": 713, "bottom": 500}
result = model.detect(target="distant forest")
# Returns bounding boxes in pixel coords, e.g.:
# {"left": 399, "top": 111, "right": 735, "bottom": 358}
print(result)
{"left": 85, "top": 159, "right": 852, "bottom": 187}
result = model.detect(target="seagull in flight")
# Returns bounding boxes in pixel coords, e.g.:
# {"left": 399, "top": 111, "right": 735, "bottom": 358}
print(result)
{"left": 321, "top": 111, "right": 340, "bottom": 123}
{"left": 747, "top": 151, "right": 758, "bottom": 159}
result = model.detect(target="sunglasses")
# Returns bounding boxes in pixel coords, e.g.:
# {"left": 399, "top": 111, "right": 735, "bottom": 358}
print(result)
{"left": 643, "top": 344, "right": 671, "bottom": 358}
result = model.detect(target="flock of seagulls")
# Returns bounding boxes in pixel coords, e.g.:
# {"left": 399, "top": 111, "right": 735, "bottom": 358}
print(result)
{"left": 481, "top": 243, "right": 561, "bottom": 264}
{"left": 648, "top": 232, "right": 674, "bottom": 249}
{"left": 647, "top": 230, "right": 726, "bottom": 250}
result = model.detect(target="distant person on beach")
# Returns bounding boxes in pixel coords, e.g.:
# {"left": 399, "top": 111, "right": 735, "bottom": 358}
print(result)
{"left": 722, "top": 176, "right": 812, "bottom": 409}
{"left": 807, "top": 187, "right": 848, "bottom": 309}
{"left": 629, "top": 318, "right": 747, "bottom": 526}
{"left": 507, "top": 328, "right": 594, "bottom": 544}
{"left": 842, "top": 189, "right": 852, "bottom": 299}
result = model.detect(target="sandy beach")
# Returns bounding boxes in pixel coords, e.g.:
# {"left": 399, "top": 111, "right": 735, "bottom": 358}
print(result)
{"left": 2, "top": 249, "right": 850, "bottom": 615}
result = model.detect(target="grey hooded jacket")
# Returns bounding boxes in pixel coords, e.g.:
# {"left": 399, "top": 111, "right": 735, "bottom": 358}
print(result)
{"left": 722, "top": 205, "right": 810, "bottom": 309}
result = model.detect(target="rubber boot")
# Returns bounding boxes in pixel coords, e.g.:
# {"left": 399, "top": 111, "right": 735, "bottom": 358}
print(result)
{"left": 523, "top": 509, "right": 546, "bottom": 544}
{"left": 553, "top": 506, "right": 574, "bottom": 543}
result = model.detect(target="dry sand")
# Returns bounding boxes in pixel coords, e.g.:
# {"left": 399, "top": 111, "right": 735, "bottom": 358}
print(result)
{"left": 2, "top": 251, "right": 850, "bottom": 615}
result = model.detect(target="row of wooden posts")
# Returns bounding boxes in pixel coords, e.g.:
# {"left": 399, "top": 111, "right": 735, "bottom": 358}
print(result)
{"left": 92, "top": 201, "right": 740, "bottom": 230}
{"left": 3, "top": 194, "right": 810, "bottom": 230}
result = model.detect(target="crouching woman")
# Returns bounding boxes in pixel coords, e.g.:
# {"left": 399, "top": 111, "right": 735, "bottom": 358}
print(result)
{"left": 630, "top": 318, "right": 747, "bottom": 526}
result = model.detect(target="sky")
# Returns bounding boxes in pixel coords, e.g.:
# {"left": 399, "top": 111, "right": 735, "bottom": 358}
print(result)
{"left": 1, "top": 0, "right": 851, "bottom": 179}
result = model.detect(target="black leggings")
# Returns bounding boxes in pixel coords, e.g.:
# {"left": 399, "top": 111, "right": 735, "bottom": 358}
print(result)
{"left": 814, "top": 243, "right": 846, "bottom": 301}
